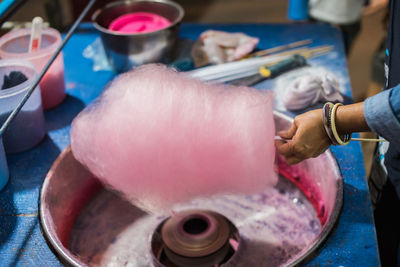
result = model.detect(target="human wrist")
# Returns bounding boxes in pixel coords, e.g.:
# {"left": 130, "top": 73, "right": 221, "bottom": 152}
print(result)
{"left": 322, "top": 102, "right": 352, "bottom": 145}
{"left": 335, "top": 102, "right": 369, "bottom": 134}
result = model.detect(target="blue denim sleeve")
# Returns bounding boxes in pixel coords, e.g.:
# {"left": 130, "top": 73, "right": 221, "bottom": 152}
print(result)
{"left": 389, "top": 84, "right": 400, "bottom": 120}
{"left": 364, "top": 84, "right": 400, "bottom": 151}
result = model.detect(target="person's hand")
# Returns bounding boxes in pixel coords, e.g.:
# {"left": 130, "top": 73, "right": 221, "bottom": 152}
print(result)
{"left": 275, "top": 109, "right": 331, "bottom": 164}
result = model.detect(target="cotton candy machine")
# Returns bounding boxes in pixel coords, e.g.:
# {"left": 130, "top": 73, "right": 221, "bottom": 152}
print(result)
{"left": 39, "top": 111, "right": 342, "bottom": 266}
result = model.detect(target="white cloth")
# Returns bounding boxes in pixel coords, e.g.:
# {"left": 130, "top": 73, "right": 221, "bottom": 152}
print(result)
{"left": 199, "top": 30, "right": 259, "bottom": 64}
{"left": 309, "top": 0, "right": 364, "bottom": 25}
{"left": 283, "top": 73, "right": 344, "bottom": 110}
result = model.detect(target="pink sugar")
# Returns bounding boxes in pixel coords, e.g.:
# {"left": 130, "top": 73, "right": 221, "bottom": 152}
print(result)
{"left": 70, "top": 64, "right": 277, "bottom": 212}
{"left": 40, "top": 66, "right": 66, "bottom": 110}
{"left": 109, "top": 12, "right": 171, "bottom": 34}
{"left": 277, "top": 155, "right": 326, "bottom": 224}
{"left": 33, "top": 53, "right": 66, "bottom": 110}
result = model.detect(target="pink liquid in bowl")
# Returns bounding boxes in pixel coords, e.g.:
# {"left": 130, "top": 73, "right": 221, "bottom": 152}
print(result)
{"left": 108, "top": 12, "right": 171, "bottom": 34}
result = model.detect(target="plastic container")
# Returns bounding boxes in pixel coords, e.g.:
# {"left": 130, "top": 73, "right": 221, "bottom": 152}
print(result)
{"left": 0, "top": 59, "right": 46, "bottom": 153}
{"left": 0, "top": 27, "right": 66, "bottom": 110}
{"left": 0, "top": 136, "right": 8, "bottom": 190}
{"left": 288, "top": 0, "right": 309, "bottom": 21}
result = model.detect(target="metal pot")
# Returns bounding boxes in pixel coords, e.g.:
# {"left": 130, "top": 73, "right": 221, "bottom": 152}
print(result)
{"left": 39, "top": 111, "right": 343, "bottom": 266}
{"left": 92, "top": 0, "right": 184, "bottom": 72}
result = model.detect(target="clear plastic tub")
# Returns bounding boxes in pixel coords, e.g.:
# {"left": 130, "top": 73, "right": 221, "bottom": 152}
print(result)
{"left": 0, "top": 28, "right": 66, "bottom": 110}
{"left": 0, "top": 59, "right": 46, "bottom": 153}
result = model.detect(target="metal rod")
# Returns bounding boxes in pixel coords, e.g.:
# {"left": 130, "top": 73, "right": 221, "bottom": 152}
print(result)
{"left": 0, "top": 0, "right": 96, "bottom": 136}
{"left": 0, "top": 0, "right": 27, "bottom": 27}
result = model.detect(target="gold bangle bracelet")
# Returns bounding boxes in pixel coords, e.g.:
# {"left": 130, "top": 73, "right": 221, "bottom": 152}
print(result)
{"left": 330, "top": 103, "right": 351, "bottom": 145}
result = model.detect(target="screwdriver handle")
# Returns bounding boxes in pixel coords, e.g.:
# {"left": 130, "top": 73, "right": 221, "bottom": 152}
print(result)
{"left": 259, "top": 54, "right": 307, "bottom": 78}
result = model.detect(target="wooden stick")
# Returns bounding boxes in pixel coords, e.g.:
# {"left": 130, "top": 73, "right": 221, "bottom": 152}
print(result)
{"left": 248, "top": 39, "right": 313, "bottom": 58}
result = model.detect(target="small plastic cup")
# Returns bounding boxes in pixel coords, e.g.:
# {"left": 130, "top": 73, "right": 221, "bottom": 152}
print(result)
{"left": 0, "top": 27, "right": 66, "bottom": 110}
{"left": 0, "top": 136, "right": 9, "bottom": 191}
{"left": 287, "top": 0, "right": 309, "bottom": 21}
{"left": 0, "top": 59, "right": 46, "bottom": 153}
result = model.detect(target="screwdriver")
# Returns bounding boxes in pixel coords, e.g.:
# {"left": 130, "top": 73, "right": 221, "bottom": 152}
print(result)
{"left": 230, "top": 54, "right": 307, "bottom": 86}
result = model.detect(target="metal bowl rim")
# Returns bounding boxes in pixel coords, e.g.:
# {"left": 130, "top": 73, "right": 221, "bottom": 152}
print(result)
{"left": 39, "top": 111, "right": 344, "bottom": 267}
{"left": 39, "top": 147, "right": 84, "bottom": 267}
{"left": 91, "top": 0, "right": 185, "bottom": 37}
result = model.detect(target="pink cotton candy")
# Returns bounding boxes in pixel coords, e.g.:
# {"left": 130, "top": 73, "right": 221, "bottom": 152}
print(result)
{"left": 108, "top": 12, "right": 171, "bottom": 34}
{"left": 70, "top": 64, "right": 277, "bottom": 212}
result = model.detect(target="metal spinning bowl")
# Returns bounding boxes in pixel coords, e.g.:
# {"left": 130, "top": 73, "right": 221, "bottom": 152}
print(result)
{"left": 39, "top": 111, "right": 343, "bottom": 266}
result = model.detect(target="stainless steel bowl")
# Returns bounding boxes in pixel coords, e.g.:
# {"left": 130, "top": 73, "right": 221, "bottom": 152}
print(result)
{"left": 39, "top": 111, "right": 343, "bottom": 266}
{"left": 92, "top": 0, "right": 184, "bottom": 72}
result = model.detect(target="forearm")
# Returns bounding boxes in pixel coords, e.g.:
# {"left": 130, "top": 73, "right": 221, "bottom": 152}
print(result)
{"left": 335, "top": 102, "right": 371, "bottom": 134}
{"left": 328, "top": 84, "right": 400, "bottom": 136}
{"left": 276, "top": 85, "right": 400, "bottom": 164}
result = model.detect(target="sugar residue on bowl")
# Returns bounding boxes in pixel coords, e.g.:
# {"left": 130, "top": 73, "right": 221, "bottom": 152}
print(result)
{"left": 68, "top": 175, "right": 321, "bottom": 266}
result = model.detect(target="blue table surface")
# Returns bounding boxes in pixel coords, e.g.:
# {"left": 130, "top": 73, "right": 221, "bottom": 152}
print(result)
{"left": 0, "top": 23, "right": 379, "bottom": 266}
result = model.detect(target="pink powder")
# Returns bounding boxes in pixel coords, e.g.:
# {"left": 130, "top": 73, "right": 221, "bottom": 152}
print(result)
{"left": 108, "top": 12, "right": 171, "bottom": 34}
{"left": 0, "top": 28, "right": 66, "bottom": 110}
{"left": 32, "top": 53, "right": 66, "bottom": 110}
{"left": 70, "top": 64, "right": 277, "bottom": 212}
{"left": 40, "top": 65, "right": 66, "bottom": 110}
